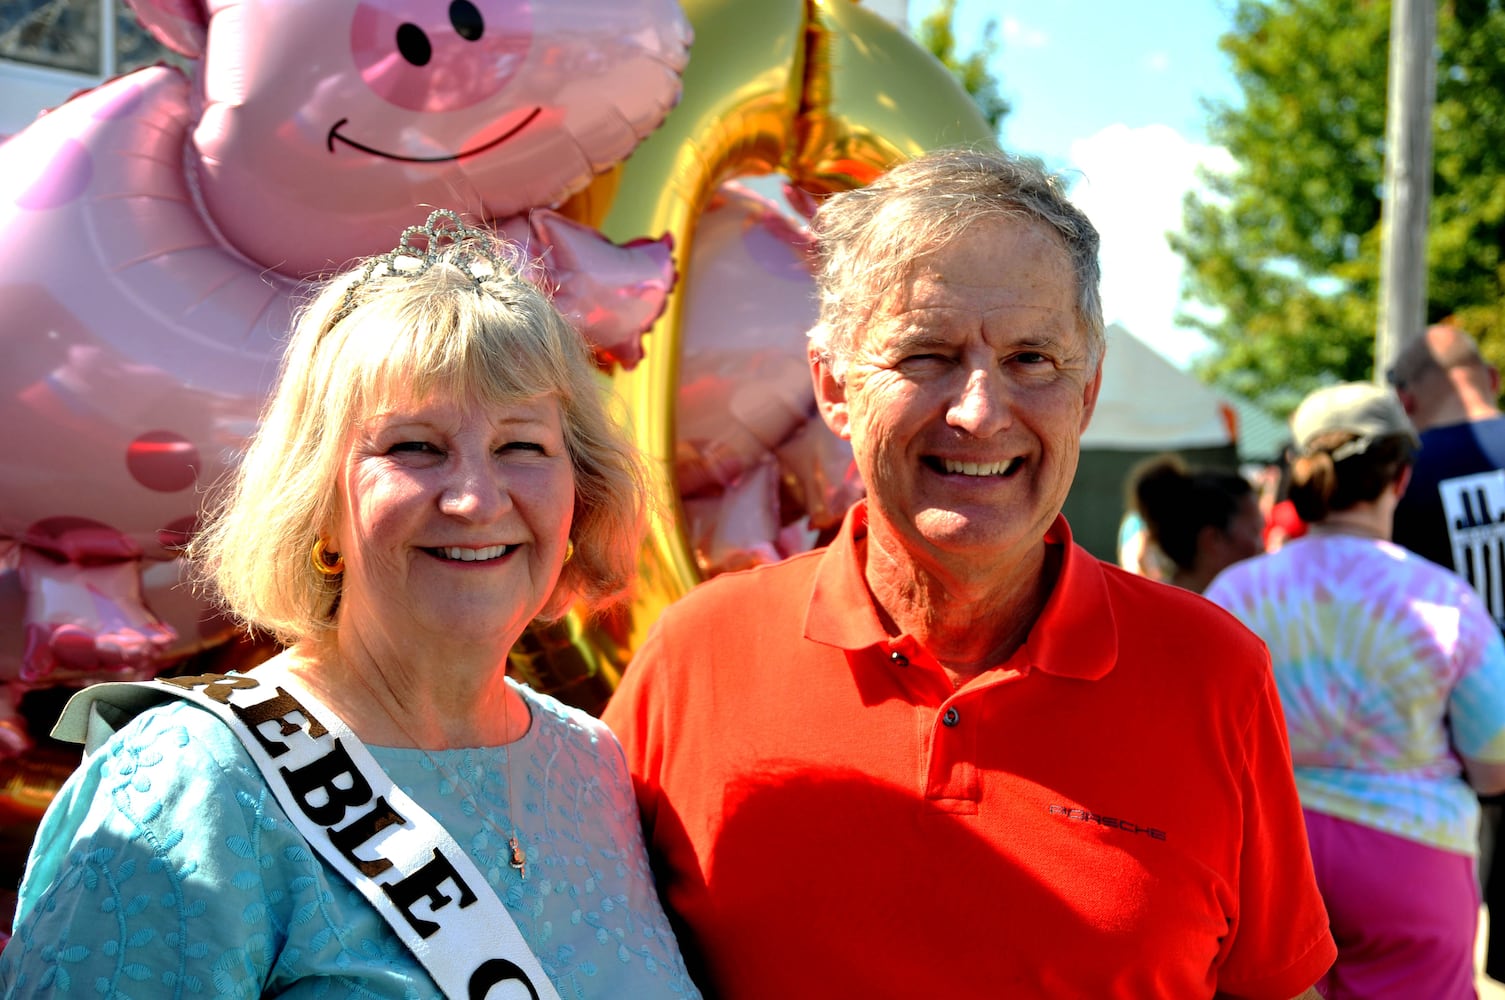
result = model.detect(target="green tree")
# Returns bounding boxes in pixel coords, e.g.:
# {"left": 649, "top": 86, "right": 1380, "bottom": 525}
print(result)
{"left": 913, "top": 0, "right": 1010, "bottom": 133}
{"left": 1172, "top": 0, "right": 1505, "bottom": 414}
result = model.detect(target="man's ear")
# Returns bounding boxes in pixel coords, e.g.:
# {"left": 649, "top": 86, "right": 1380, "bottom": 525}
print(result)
{"left": 810, "top": 344, "right": 852, "bottom": 441}
{"left": 1078, "top": 358, "right": 1105, "bottom": 434}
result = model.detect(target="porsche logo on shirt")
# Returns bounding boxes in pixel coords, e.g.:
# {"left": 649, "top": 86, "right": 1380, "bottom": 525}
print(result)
{"left": 1049, "top": 804, "right": 1168, "bottom": 841}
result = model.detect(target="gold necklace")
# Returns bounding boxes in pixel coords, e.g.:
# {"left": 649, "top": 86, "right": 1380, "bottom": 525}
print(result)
{"left": 500, "top": 684, "right": 527, "bottom": 880}
{"left": 315, "top": 657, "right": 531, "bottom": 880}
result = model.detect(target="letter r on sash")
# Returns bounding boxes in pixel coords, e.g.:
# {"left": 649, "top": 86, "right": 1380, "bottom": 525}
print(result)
{"left": 233, "top": 687, "right": 330, "bottom": 758}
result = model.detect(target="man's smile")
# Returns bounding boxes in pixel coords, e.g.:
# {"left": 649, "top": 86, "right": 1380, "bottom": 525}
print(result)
{"left": 925, "top": 456, "right": 1025, "bottom": 477}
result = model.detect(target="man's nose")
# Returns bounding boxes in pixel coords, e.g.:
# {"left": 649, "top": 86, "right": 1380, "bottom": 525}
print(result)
{"left": 946, "top": 367, "right": 1011, "bottom": 436}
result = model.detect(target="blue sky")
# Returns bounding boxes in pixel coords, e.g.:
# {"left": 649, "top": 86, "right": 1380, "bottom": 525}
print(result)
{"left": 908, "top": 0, "right": 1244, "bottom": 369}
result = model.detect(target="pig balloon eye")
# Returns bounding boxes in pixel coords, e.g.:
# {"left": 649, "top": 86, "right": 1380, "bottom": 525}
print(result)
{"left": 450, "top": 0, "right": 484, "bottom": 41}
{"left": 395, "top": 22, "right": 433, "bottom": 65}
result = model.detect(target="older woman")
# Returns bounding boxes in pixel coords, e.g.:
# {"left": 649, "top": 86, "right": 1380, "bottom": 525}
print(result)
{"left": 0, "top": 212, "right": 702, "bottom": 999}
{"left": 1206, "top": 382, "right": 1505, "bottom": 999}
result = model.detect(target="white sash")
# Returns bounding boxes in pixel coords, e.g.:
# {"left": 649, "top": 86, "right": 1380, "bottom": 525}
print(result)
{"left": 53, "top": 668, "right": 563, "bottom": 1000}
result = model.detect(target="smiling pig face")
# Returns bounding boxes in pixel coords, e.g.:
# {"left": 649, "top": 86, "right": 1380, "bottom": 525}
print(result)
{"left": 187, "top": 0, "right": 691, "bottom": 274}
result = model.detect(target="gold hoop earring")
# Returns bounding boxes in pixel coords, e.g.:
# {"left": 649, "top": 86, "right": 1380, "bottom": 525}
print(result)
{"left": 564, "top": 539, "right": 576, "bottom": 564}
{"left": 311, "top": 538, "right": 344, "bottom": 576}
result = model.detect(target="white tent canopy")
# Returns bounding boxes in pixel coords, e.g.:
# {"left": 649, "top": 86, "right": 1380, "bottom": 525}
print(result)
{"left": 1082, "top": 323, "right": 1234, "bottom": 451}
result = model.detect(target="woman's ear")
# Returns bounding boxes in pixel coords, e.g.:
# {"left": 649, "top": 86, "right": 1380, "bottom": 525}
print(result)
{"left": 1394, "top": 463, "right": 1414, "bottom": 500}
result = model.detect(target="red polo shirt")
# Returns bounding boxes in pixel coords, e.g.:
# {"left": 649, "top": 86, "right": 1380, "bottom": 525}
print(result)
{"left": 604, "top": 502, "right": 1334, "bottom": 999}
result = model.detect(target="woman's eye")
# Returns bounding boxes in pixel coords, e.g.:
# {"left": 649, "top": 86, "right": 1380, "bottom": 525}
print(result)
{"left": 389, "top": 440, "right": 440, "bottom": 456}
{"left": 498, "top": 441, "right": 546, "bottom": 455}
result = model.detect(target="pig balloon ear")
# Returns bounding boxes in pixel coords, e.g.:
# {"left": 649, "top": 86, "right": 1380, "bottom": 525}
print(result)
{"left": 122, "top": 0, "right": 208, "bottom": 59}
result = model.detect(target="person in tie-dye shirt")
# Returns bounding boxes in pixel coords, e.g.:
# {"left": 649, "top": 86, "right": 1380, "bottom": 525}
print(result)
{"left": 1207, "top": 381, "right": 1505, "bottom": 1000}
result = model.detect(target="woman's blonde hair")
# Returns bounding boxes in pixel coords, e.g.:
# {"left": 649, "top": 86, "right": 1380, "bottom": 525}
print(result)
{"left": 189, "top": 216, "right": 650, "bottom": 645}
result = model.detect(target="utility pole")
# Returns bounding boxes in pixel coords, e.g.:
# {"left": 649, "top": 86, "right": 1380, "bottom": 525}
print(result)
{"left": 1374, "top": 0, "right": 1437, "bottom": 383}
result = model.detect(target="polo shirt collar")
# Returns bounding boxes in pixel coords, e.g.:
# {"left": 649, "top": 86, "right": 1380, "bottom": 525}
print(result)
{"left": 804, "top": 501, "right": 1118, "bottom": 681}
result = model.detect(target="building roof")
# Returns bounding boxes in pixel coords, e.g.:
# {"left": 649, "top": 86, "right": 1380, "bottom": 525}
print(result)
{"left": 1221, "top": 392, "right": 1292, "bottom": 465}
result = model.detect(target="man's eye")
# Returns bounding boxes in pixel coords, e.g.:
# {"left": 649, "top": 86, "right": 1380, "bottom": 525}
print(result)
{"left": 1011, "top": 352, "right": 1050, "bottom": 366}
{"left": 899, "top": 353, "right": 952, "bottom": 368}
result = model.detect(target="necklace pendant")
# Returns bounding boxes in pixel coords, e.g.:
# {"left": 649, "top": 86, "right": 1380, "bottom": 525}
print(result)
{"left": 509, "top": 836, "right": 527, "bottom": 880}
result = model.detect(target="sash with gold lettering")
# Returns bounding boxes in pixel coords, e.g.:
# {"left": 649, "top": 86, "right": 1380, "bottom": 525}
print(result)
{"left": 53, "top": 669, "right": 563, "bottom": 1000}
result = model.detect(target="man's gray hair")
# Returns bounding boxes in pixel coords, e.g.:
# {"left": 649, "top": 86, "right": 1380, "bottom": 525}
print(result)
{"left": 807, "top": 147, "right": 1104, "bottom": 380}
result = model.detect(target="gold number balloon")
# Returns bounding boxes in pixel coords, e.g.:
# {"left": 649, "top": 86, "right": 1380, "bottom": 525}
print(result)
{"left": 510, "top": 0, "right": 995, "bottom": 706}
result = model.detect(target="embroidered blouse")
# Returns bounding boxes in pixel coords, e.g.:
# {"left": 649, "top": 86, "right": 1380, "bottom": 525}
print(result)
{"left": 0, "top": 679, "right": 702, "bottom": 999}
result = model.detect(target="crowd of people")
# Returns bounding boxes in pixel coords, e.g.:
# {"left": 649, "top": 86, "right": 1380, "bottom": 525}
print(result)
{"left": 1206, "top": 381, "right": 1505, "bottom": 997}
{"left": 1125, "top": 344, "right": 1505, "bottom": 997}
{"left": 0, "top": 147, "right": 1502, "bottom": 999}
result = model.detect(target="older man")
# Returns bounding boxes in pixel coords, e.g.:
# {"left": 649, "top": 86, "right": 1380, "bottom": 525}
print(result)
{"left": 1390, "top": 321, "right": 1505, "bottom": 980}
{"left": 1391, "top": 322, "right": 1505, "bottom": 629}
{"left": 603, "top": 148, "right": 1334, "bottom": 998}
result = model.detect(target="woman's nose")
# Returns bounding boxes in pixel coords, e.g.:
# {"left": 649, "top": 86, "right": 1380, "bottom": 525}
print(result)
{"left": 439, "top": 458, "right": 510, "bottom": 520}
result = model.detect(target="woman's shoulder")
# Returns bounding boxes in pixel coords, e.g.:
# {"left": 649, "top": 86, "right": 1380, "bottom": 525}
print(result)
{"left": 1378, "top": 537, "right": 1480, "bottom": 587}
{"left": 86, "top": 689, "right": 264, "bottom": 772}
{"left": 56, "top": 691, "right": 288, "bottom": 839}
{"left": 18, "top": 692, "right": 296, "bottom": 906}
{"left": 513, "top": 679, "right": 616, "bottom": 749}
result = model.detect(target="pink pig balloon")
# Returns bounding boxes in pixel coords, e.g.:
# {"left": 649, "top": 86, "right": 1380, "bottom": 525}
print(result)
{"left": 187, "top": 0, "right": 687, "bottom": 282}
{"left": 0, "top": 0, "right": 691, "bottom": 750}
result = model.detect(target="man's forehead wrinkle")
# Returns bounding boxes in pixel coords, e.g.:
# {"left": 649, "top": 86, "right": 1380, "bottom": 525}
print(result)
{"left": 885, "top": 299, "right": 1063, "bottom": 327}
{"left": 886, "top": 299, "right": 1080, "bottom": 339}
{"left": 881, "top": 327, "right": 956, "bottom": 354}
{"left": 894, "top": 273, "right": 1072, "bottom": 312}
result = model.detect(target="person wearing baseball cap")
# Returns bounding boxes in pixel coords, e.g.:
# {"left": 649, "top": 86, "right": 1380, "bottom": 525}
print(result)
{"left": 1206, "top": 381, "right": 1505, "bottom": 999}
{"left": 1290, "top": 380, "right": 1421, "bottom": 461}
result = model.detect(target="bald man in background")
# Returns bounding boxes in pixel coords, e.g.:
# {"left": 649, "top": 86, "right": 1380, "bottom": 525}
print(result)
{"left": 1390, "top": 321, "right": 1505, "bottom": 980}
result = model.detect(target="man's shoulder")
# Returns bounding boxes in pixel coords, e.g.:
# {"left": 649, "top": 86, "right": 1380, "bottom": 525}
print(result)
{"left": 1095, "top": 556, "right": 1268, "bottom": 656}
{"left": 1422, "top": 413, "right": 1505, "bottom": 438}
{"left": 1052, "top": 554, "right": 1273, "bottom": 711}
{"left": 663, "top": 549, "right": 826, "bottom": 617}
{"left": 1416, "top": 415, "right": 1505, "bottom": 470}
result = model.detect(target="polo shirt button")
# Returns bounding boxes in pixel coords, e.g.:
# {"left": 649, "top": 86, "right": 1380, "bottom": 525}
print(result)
{"left": 889, "top": 651, "right": 909, "bottom": 668}
{"left": 942, "top": 707, "right": 960, "bottom": 727}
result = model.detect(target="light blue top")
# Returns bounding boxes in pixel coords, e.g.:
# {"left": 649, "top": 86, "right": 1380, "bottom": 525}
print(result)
{"left": 1206, "top": 534, "right": 1505, "bottom": 854}
{"left": 0, "top": 679, "right": 702, "bottom": 999}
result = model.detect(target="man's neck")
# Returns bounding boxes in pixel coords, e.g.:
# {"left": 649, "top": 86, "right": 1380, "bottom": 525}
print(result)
{"left": 1413, "top": 374, "right": 1501, "bottom": 431}
{"left": 864, "top": 534, "right": 1059, "bottom": 684}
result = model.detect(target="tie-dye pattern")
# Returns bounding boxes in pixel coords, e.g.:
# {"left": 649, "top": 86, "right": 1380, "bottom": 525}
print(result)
{"left": 1205, "top": 533, "right": 1505, "bottom": 854}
